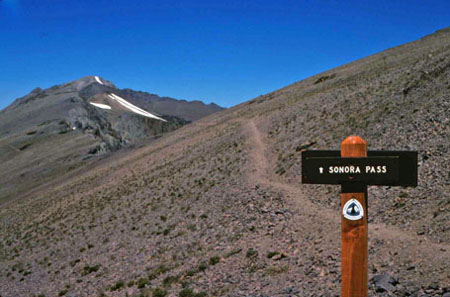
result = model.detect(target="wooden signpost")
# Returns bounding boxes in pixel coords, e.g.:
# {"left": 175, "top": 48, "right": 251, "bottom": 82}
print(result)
{"left": 301, "top": 136, "right": 418, "bottom": 297}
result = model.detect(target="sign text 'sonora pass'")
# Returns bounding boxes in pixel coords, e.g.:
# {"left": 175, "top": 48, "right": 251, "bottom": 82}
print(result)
{"left": 302, "top": 150, "right": 417, "bottom": 186}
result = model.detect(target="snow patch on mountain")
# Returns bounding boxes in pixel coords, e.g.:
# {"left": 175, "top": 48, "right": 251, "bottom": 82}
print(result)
{"left": 94, "top": 76, "right": 103, "bottom": 85}
{"left": 90, "top": 102, "right": 112, "bottom": 110}
{"left": 108, "top": 93, "right": 166, "bottom": 121}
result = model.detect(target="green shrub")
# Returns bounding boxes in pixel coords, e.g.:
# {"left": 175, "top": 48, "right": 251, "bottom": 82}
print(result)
{"left": 69, "top": 259, "right": 80, "bottom": 267}
{"left": 185, "top": 268, "right": 198, "bottom": 277}
{"left": 82, "top": 264, "right": 100, "bottom": 275}
{"left": 110, "top": 280, "right": 125, "bottom": 291}
{"left": 266, "top": 251, "right": 280, "bottom": 259}
{"left": 137, "top": 277, "right": 150, "bottom": 288}
{"left": 179, "top": 288, "right": 207, "bottom": 297}
{"left": 246, "top": 248, "right": 258, "bottom": 259}
{"left": 153, "top": 288, "right": 168, "bottom": 297}
{"left": 197, "top": 262, "right": 208, "bottom": 272}
{"left": 209, "top": 256, "right": 220, "bottom": 265}
{"left": 179, "top": 288, "right": 195, "bottom": 297}
{"left": 148, "top": 265, "right": 170, "bottom": 280}
{"left": 163, "top": 275, "right": 180, "bottom": 287}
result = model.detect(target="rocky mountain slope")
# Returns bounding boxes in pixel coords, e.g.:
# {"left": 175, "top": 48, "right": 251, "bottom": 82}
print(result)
{"left": 117, "top": 89, "right": 223, "bottom": 122}
{"left": 0, "top": 76, "right": 223, "bottom": 204}
{"left": 0, "top": 29, "right": 449, "bottom": 297}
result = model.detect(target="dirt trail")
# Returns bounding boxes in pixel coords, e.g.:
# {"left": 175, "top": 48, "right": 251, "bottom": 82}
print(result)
{"left": 245, "top": 119, "right": 338, "bottom": 221}
{"left": 243, "top": 118, "right": 450, "bottom": 256}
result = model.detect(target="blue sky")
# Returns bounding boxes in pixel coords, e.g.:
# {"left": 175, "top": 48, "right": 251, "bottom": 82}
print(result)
{"left": 1, "top": 1, "right": 449, "bottom": 109}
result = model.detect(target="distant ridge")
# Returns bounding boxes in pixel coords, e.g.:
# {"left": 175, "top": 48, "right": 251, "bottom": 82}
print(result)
{"left": 0, "top": 75, "right": 224, "bottom": 202}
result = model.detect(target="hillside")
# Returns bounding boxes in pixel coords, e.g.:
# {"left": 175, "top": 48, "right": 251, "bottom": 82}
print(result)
{"left": 0, "top": 29, "right": 449, "bottom": 297}
{"left": 0, "top": 76, "right": 223, "bottom": 204}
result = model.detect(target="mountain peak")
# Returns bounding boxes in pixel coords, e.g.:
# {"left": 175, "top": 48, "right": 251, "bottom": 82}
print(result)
{"left": 70, "top": 75, "right": 116, "bottom": 91}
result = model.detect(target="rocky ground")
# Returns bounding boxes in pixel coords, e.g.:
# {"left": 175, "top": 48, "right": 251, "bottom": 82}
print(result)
{"left": 0, "top": 29, "right": 449, "bottom": 297}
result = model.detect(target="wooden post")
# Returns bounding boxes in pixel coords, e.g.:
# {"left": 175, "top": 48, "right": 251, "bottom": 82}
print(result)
{"left": 341, "top": 136, "right": 368, "bottom": 297}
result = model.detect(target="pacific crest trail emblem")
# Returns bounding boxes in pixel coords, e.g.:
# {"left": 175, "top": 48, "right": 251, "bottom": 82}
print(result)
{"left": 343, "top": 199, "right": 364, "bottom": 220}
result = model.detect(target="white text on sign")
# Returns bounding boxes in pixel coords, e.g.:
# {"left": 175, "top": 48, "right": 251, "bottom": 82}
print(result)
{"left": 323, "top": 165, "right": 388, "bottom": 174}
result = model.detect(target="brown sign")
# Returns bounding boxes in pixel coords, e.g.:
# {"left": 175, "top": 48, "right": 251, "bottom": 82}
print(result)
{"left": 301, "top": 137, "right": 418, "bottom": 297}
